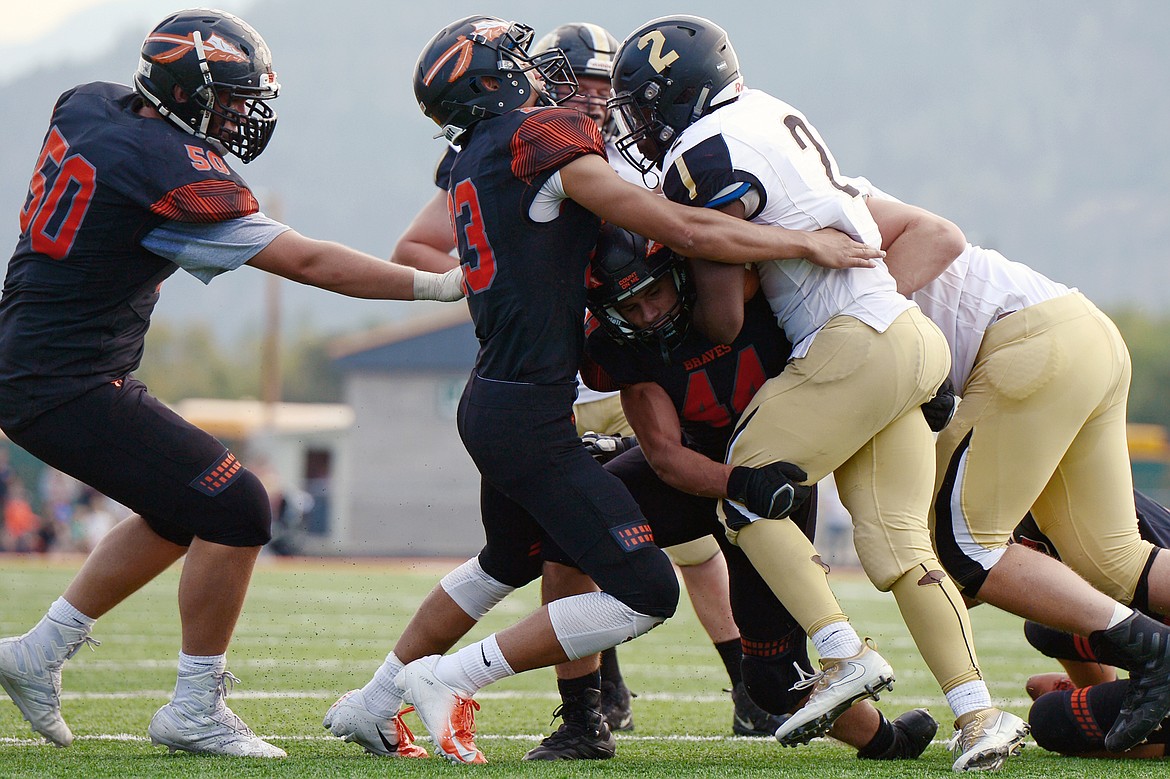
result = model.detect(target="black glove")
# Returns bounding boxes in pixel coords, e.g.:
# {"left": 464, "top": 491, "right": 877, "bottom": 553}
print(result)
{"left": 726, "top": 461, "right": 811, "bottom": 520}
{"left": 921, "top": 378, "right": 958, "bottom": 433}
{"left": 581, "top": 431, "right": 637, "bottom": 464}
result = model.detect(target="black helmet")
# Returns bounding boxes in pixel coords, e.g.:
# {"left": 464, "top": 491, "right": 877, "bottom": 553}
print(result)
{"left": 609, "top": 15, "right": 743, "bottom": 173}
{"left": 134, "top": 8, "right": 279, "bottom": 163}
{"left": 586, "top": 224, "right": 693, "bottom": 362}
{"left": 414, "top": 15, "right": 577, "bottom": 144}
{"left": 531, "top": 22, "right": 618, "bottom": 130}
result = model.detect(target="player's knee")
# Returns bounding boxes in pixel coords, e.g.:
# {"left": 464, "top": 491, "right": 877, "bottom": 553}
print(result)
{"left": 1028, "top": 690, "right": 1099, "bottom": 754}
{"left": 1024, "top": 620, "right": 1087, "bottom": 662}
{"left": 587, "top": 545, "right": 679, "bottom": 619}
{"left": 440, "top": 557, "right": 515, "bottom": 620}
{"left": 547, "top": 591, "right": 667, "bottom": 660}
{"left": 194, "top": 468, "right": 272, "bottom": 546}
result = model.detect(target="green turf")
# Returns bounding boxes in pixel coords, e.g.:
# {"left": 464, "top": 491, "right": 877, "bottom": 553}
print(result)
{"left": 1, "top": 554, "right": 1164, "bottom": 777}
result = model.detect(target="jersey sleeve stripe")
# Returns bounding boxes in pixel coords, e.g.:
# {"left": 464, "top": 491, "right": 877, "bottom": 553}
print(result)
{"left": 150, "top": 180, "right": 260, "bottom": 222}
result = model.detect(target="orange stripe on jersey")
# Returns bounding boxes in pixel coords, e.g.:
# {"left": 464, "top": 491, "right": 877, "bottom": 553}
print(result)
{"left": 510, "top": 109, "right": 605, "bottom": 184}
{"left": 150, "top": 180, "right": 260, "bottom": 223}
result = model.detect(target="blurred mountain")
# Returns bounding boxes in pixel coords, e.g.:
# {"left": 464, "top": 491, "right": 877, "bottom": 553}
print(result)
{"left": 1, "top": 0, "right": 1167, "bottom": 341}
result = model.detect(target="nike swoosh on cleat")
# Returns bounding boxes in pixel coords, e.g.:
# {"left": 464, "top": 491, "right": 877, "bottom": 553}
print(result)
{"left": 377, "top": 727, "right": 397, "bottom": 754}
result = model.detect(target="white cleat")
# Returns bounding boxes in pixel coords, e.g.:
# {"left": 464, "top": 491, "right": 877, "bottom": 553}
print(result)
{"left": 775, "top": 640, "right": 895, "bottom": 746}
{"left": 395, "top": 655, "right": 486, "bottom": 764}
{"left": 148, "top": 671, "right": 286, "bottom": 758}
{"left": 947, "top": 708, "right": 1029, "bottom": 772}
{"left": 323, "top": 688, "right": 428, "bottom": 758}
{"left": 0, "top": 631, "right": 98, "bottom": 747}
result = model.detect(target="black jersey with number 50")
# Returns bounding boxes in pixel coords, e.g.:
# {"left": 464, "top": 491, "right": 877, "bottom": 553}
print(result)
{"left": 0, "top": 82, "right": 258, "bottom": 429}
{"left": 448, "top": 106, "right": 605, "bottom": 385}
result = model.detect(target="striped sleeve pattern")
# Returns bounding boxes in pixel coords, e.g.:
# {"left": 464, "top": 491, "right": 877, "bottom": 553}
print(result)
{"left": 150, "top": 180, "right": 260, "bottom": 222}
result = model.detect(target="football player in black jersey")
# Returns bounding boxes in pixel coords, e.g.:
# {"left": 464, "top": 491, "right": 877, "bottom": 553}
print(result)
{"left": 577, "top": 224, "right": 939, "bottom": 761}
{"left": 0, "top": 8, "right": 462, "bottom": 759}
{"left": 349, "top": 15, "right": 886, "bottom": 765}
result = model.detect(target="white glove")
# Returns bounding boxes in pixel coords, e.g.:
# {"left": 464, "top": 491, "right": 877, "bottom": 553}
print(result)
{"left": 413, "top": 267, "right": 465, "bottom": 302}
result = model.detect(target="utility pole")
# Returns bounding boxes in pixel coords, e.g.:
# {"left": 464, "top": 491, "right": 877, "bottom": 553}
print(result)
{"left": 260, "top": 192, "right": 283, "bottom": 429}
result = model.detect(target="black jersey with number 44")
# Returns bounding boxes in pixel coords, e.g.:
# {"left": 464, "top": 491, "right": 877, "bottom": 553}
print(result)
{"left": 583, "top": 291, "right": 792, "bottom": 459}
{"left": 448, "top": 106, "right": 605, "bottom": 385}
{"left": 0, "top": 82, "right": 258, "bottom": 429}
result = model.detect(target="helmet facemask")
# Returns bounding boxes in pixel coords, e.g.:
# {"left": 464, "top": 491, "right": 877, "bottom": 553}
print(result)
{"left": 417, "top": 18, "right": 578, "bottom": 144}
{"left": 135, "top": 12, "right": 280, "bottom": 163}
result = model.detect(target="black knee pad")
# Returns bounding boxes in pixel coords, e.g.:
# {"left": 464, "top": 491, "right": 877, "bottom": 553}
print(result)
{"left": 1029, "top": 681, "right": 1130, "bottom": 754}
{"left": 741, "top": 629, "right": 811, "bottom": 715}
{"left": 189, "top": 467, "right": 272, "bottom": 547}
{"left": 1024, "top": 620, "right": 1097, "bottom": 663}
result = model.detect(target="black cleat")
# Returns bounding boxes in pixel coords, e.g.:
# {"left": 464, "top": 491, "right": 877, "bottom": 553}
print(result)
{"left": 523, "top": 688, "right": 616, "bottom": 761}
{"left": 600, "top": 679, "right": 635, "bottom": 732}
{"left": 1093, "top": 612, "right": 1170, "bottom": 752}
{"left": 731, "top": 682, "right": 786, "bottom": 737}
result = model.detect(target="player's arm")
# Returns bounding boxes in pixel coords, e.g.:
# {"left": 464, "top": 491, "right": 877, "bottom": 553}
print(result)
{"left": 688, "top": 199, "right": 751, "bottom": 344}
{"left": 559, "top": 154, "right": 882, "bottom": 269}
{"left": 389, "top": 189, "right": 459, "bottom": 272}
{"left": 246, "top": 229, "right": 463, "bottom": 301}
{"left": 620, "top": 381, "right": 732, "bottom": 498}
{"left": 866, "top": 197, "right": 965, "bottom": 296}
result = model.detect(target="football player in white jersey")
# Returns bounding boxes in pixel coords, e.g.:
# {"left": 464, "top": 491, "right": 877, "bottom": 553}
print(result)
{"left": 859, "top": 181, "right": 1170, "bottom": 756}
{"left": 611, "top": 15, "right": 1024, "bottom": 771}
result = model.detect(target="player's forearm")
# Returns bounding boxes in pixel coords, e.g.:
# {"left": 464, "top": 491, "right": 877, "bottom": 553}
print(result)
{"left": 644, "top": 444, "right": 734, "bottom": 499}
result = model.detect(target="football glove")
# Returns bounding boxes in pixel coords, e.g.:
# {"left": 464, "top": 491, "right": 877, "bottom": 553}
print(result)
{"left": 921, "top": 378, "right": 958, "bottom": 433}
{"left": 581, "top": 431, "right": 637, "bottom": 464}
{"left": 726, "top": 461, "right": 811, "bottom": 520}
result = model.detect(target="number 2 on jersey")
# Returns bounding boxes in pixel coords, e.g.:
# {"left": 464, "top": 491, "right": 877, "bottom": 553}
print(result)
{"left": 783, "top": 115, "right": 859, "bottom": 197}
{"left": 19, "top": 126, "right": 97, "bottom": 260}
{"left": 449, "top": 178, "right": 497, "bottom": 293}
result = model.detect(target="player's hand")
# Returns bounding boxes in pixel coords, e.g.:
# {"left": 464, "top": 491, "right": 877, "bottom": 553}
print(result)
{"left": 413, "top": 266, "right": 466, "bottom": 301}
{"left": 803, "top": 228, "right": 884, "bottom": 269}
{"left": 921, "top": 378, "right": 958, "bottom": 432}
{"left": 581, "top": 431, "right": 637, "bottom": 464}
{"left": 726, "top": 461, "right": 811, "bottom": 519}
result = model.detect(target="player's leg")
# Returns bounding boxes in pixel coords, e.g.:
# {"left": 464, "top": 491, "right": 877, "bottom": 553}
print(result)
{"left": 396, "top": 378, "right": 677, "bottom": 763}
{"left": 3, "top": 379, "right": 282, "bottom": 756}
{"left": 521, "top": 559, "right": 615, "bottom": 761}
{"left": 327, "top": 482, "right": 540, "bottom": 758}
{"left": 1030, "top": 680, "right": 1168, "bottom": 759}
{"left": 937, "top": 295, "right": 1170, "bottom": 752}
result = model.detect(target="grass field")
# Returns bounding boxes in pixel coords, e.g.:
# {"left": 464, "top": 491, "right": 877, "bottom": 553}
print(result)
{"left": 0, "top": 553, "right": 1165, "bottom": 778}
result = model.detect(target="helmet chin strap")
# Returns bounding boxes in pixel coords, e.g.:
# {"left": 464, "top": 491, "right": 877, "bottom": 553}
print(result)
{"left": 192, "top": 30, "right": 214, "bottom": 137}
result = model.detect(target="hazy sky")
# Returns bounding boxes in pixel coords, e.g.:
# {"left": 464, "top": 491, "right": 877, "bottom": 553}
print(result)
{"left": 0, "top": 0, "right": 257, "bottom": 81}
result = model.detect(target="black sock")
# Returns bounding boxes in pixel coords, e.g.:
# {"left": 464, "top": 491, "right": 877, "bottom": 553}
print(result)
{"left": 599, "top": 647, "right": 622, "bottom": 684}
{"left": 715, "top": 638, "right": 744, "bottom": 687}
{"left": 856, "top": 712, "right": 896, "bottom": 759}
{"left": 558, "top": 670, "right": 602, "bottom": 702}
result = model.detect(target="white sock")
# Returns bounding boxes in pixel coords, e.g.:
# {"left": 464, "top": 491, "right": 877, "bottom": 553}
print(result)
{"left": 435, "top": 634, "right": 514, "bottom": 695}
{"left": 811, "top": 621, "right": 863, "bottom": 659}
{"left": 174, "top": 652, "right": 227, "bottom": 707}
{"left": 946, "top": 680, "right": 993, "bottom": 720}
{"left": 361, "top": 651, "right": 406, "bottom": 717}
{"left": 25, "top": 598, "right": 94, "bottom": 665}
{"left": 1107, "top": 602, "right": 1134, "bottom": 629}
{"left": 46, "top": 597, "right": 95, "bottom": 632}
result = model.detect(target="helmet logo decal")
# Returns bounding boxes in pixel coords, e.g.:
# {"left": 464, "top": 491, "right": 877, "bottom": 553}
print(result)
{"left": 424, "top": 20, "right": 512, "bottom": 86}
{"left": 637, "top": 30, "right": 679, "bottom": 73}
{"left": 145, "top": 32, "right": 248, "bottom": 64}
